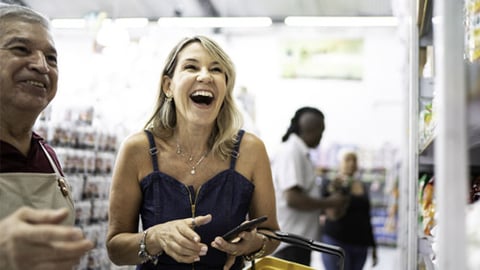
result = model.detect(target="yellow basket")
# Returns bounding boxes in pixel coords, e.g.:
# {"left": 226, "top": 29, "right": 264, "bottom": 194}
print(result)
{"left": 245, "top": 256, "right": 315, "bottom": 270}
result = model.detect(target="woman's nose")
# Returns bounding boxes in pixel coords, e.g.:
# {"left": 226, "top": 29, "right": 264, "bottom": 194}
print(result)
{"left": 196, "top": 68, "right": 212, "bottom": 82}
{"left": 28, "top": 50, "right": 50, "bottom": 73}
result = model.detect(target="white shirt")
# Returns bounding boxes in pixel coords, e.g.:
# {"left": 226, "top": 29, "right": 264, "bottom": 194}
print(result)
{"left": 272, "top": 134, "right": 322, "bottom": 247}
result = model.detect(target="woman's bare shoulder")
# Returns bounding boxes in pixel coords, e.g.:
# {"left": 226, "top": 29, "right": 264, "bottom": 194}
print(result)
{"left": 238, "top": 131, "right": 269, "bottom": 164}
{"left": 118, "top": 131, "right": 150, "bottom": 154}
{"left": 239, "top": 131, "right": 266, "bottom": 150}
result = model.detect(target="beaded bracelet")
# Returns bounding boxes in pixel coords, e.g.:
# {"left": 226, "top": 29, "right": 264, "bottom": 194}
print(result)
{"left": 244, "top": 233, "right": 267, "bottom": 261}
{"left": 138, "top": 230, "right": 161, "bottom": 265}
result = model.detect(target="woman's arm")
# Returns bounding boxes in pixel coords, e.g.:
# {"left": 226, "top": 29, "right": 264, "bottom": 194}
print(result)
{"left": 211, "top": 132, "right": 280, "bottom": 254}
{"left": 106, "top": 134, "right": 148, "bottom": 265}
{"left": 238, "top": 132, "right": 280, "bottom": 254}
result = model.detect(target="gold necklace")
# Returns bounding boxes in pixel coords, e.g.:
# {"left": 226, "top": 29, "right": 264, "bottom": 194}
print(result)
{"left": 176, "top": 143, "right": 209, "bottom": 175}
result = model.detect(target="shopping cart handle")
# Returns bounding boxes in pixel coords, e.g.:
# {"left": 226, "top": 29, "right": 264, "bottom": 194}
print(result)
{"left": 259, "top": 230, "right": 345, "bottom": 270}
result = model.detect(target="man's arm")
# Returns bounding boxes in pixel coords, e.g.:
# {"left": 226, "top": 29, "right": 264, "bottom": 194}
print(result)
{"left": 284, "top": 186, "right": 347, "bottom": 211}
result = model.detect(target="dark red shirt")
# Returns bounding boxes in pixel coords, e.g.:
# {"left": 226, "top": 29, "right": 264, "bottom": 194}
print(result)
{"left": 0, "top": 132, "right": 64, "bottom": 176}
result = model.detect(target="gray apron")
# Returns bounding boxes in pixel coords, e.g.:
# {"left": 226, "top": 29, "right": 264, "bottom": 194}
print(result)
{"left": 0, "top": 143, "right": 75, "bottom": 225}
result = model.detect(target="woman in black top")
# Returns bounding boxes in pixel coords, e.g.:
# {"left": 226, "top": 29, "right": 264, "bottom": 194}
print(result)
{"left": 321, "top": 152, "right": 378, "bottom": 270}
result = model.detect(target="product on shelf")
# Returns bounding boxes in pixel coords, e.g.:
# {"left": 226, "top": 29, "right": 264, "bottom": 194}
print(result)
{"left": 421, "top": 177, "right": 435, "bottom": 236}
{"left": 470, "top": 175, "right": 480, "bottom": 203}
{"left": 417, "top": 174, "right": 428, "bottom": 224}
{"left": 35, "top": 106, "right": 119, "bottom": 270}
{"left": 466, "top": 199, "right": 480, "bottom": 270}
{"left": 419, "top": 101, "right": 437, "bottom": 151}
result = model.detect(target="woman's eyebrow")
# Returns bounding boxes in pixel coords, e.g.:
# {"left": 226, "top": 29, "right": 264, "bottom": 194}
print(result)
{"left": 181, "top": 58, "right": 221, "bottom": 66}
{"left": 181, "top": 58, "right": 199, "bottom": 63}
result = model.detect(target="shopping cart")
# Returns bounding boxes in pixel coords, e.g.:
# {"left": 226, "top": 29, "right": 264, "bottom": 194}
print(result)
{"left": 246, "top": 230, "right": 345, "bottom": 270}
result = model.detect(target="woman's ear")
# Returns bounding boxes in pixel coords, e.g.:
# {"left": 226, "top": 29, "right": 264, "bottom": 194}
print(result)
{"left": 162, "top": 76, "right": 171, "bottom": 95}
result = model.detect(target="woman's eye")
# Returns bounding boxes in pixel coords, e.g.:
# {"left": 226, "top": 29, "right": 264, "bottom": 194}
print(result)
{"left": 184, "top": 64, "right": 197, "bottom": 70}
{"left": 211, "top": 67, "right": 223, "bottom": 73}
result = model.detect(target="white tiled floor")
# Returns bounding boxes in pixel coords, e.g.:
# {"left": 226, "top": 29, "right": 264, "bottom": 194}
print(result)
{"left": 311, "top": 246, "right": 400, "bottom": 270}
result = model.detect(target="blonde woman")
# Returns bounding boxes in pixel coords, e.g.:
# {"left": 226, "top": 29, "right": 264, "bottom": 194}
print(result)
{"left": 106, "top": 36, "right": 279, "bottom": 270}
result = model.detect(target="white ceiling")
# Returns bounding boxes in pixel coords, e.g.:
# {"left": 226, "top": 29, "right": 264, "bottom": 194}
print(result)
{"left": 6, "top": 0, "right": 392, "bottom": 20}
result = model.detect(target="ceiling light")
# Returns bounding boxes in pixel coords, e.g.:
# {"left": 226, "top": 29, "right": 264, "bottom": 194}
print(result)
{"left": 114, "top": 18, "right": 149, "bottom": 28}
{"left": 284, "top": 16, "right": 399, "bottom": 27}
{"left": 96, "top": 20, "right": 130, "bottom": 47}
{"left": 51, "top": 19, "right": 86, "bottom": 29}
{"left": 51, "top": 17, "right": 149, "bottom": 29}
{"left": 157, "top": 17, "right": 272, "bottom": 28}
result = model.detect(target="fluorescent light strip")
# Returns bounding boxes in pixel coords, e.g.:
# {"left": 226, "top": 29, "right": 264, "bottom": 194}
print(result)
{"left": 157, "top": 17, "right": 272, "bottom": 28}
{"left": 51, "top": 19, "right": 86, "bottom": 29}
{"left": 114, "top": 18, "right": 149, "bottom": 28}
{"left": 51, "top": 18, "right": 149, "bottom": 29}
{"left": 284, "top": 16, "right": 398, "bottom": 27}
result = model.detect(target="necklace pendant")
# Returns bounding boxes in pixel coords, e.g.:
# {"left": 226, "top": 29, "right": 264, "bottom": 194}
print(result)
{"left": 190, "top": 168, "right": 196, "bottom": 175}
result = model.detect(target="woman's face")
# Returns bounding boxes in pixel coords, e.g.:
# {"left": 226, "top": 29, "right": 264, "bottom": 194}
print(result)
{"left": 341, "top": 154, "right": 357, "bottom": 176}
{"left": 164, "top": 42, "right": 227, "bottom": 127}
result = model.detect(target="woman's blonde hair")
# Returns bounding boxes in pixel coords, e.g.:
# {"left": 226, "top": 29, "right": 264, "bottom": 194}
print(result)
{"left": 339, "top": 151, "right": 358, "bottom": 174}
{"left": 145, "top": 35, "right": 243, "bottom": 160}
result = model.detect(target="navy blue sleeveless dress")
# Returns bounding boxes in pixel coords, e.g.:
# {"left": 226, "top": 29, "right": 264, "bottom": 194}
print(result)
{"left": 137, "top": 130, "right": 254, "bottom": 270}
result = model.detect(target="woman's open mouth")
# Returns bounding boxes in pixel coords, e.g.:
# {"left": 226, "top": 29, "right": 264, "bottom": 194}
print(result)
{"left": 190, "top": 90, "right": 214, "bottom": 105}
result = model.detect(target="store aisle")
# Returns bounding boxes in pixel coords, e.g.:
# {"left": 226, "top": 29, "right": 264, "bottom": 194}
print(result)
{"left": 311, "top": 246, "right": 400, "bottom": 270}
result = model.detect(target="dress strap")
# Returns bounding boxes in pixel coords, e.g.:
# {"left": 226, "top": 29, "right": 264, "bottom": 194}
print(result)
{"left": 229, "top": 129, "right": 245, "bottom": 169}
{"left": 144, "top": 130, "right": 159, "bottom": 172}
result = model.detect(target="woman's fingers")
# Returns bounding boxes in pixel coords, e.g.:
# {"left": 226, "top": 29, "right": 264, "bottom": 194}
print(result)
{"left": 156, "top": 214, "right": 213, "bottom": 263}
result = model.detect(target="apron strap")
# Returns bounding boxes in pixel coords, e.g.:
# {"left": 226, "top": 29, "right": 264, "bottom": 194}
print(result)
{"left": 38, "top": 142, "right": 69, "bottom": 197}
{"left": 38, "top": 142, "right": 62, "bottom": 178}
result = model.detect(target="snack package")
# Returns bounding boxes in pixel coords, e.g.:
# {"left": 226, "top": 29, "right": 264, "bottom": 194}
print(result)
{"left": 418, "top": 174, "right": 429, "bottom": 224}
{"left": 422, "top": 177, "right": 436, "bottom": 236}
{"left": 470, "top": 176, "right": 480, "bottom": 203}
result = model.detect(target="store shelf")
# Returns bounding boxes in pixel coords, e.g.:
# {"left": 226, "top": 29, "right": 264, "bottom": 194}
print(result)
{"left": 418, "top": 0, "right": 434, "bottom": 47}
{"left": 419, "top": 135, "right": 434, "bottom": 156}
{"left": 419, "top": 99, "right": 480, "bottom": 166}
{"left": 35, "top": 118, "right": 118, "bottom": 270}
{"left": 406, "top": 0, "right": 480, "bottom": 269}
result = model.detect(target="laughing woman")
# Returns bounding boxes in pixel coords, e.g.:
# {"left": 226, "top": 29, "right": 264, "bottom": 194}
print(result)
{"left": 106, "top": 36, "right": 279, "bottom": 270}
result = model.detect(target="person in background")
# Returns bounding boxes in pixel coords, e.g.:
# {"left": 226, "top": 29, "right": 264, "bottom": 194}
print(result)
{"left": 321, "top": 151, "right": 378, "bottom": 270}
{"left": 0, "top": 4, "right": 93, "bottom": 270}
{"left": 272, "top": 106, "right": 346, "bottom": 266}
{"left": 106, "top": 35, "right": 280, "bottom": 270}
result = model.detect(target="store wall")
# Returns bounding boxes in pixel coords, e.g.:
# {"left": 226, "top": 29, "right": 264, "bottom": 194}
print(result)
{"left": 223, "top": 27, "right": 404, "bottom": 156}
{"left": 49, "top": 24, "right": 405, "bottom": 162}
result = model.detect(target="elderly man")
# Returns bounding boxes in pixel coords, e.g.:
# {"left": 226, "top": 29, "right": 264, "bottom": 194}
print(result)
{"left": 0, "top": 4, "right": 93, "bottom": 269}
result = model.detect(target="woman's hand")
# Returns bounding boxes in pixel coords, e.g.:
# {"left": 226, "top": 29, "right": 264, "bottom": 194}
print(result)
{"left": 211, "top": 228, "right": 263, "bottom": 270}
{"left": 149, "top": 214, "right": 212, "bottom": 263}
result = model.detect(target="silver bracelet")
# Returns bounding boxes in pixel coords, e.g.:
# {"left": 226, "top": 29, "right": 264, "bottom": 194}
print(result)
{"left": 138, "top": 230, "right": 161, "bottom": 265}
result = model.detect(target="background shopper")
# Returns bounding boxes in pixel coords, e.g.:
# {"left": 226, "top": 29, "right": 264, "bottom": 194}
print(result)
{"left": 272, "top": 106, "right": 345, "bottom": 266}
{"left": 321, "top": 151, "right": 378, "bottom": 270}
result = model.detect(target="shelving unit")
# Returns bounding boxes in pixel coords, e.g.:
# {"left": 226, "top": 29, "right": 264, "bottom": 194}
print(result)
{"left": 35, "top": 110, "right": 120, "bottom": 270}
{"left": 405, "top": 0, "right": 480, "bottom": 269}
